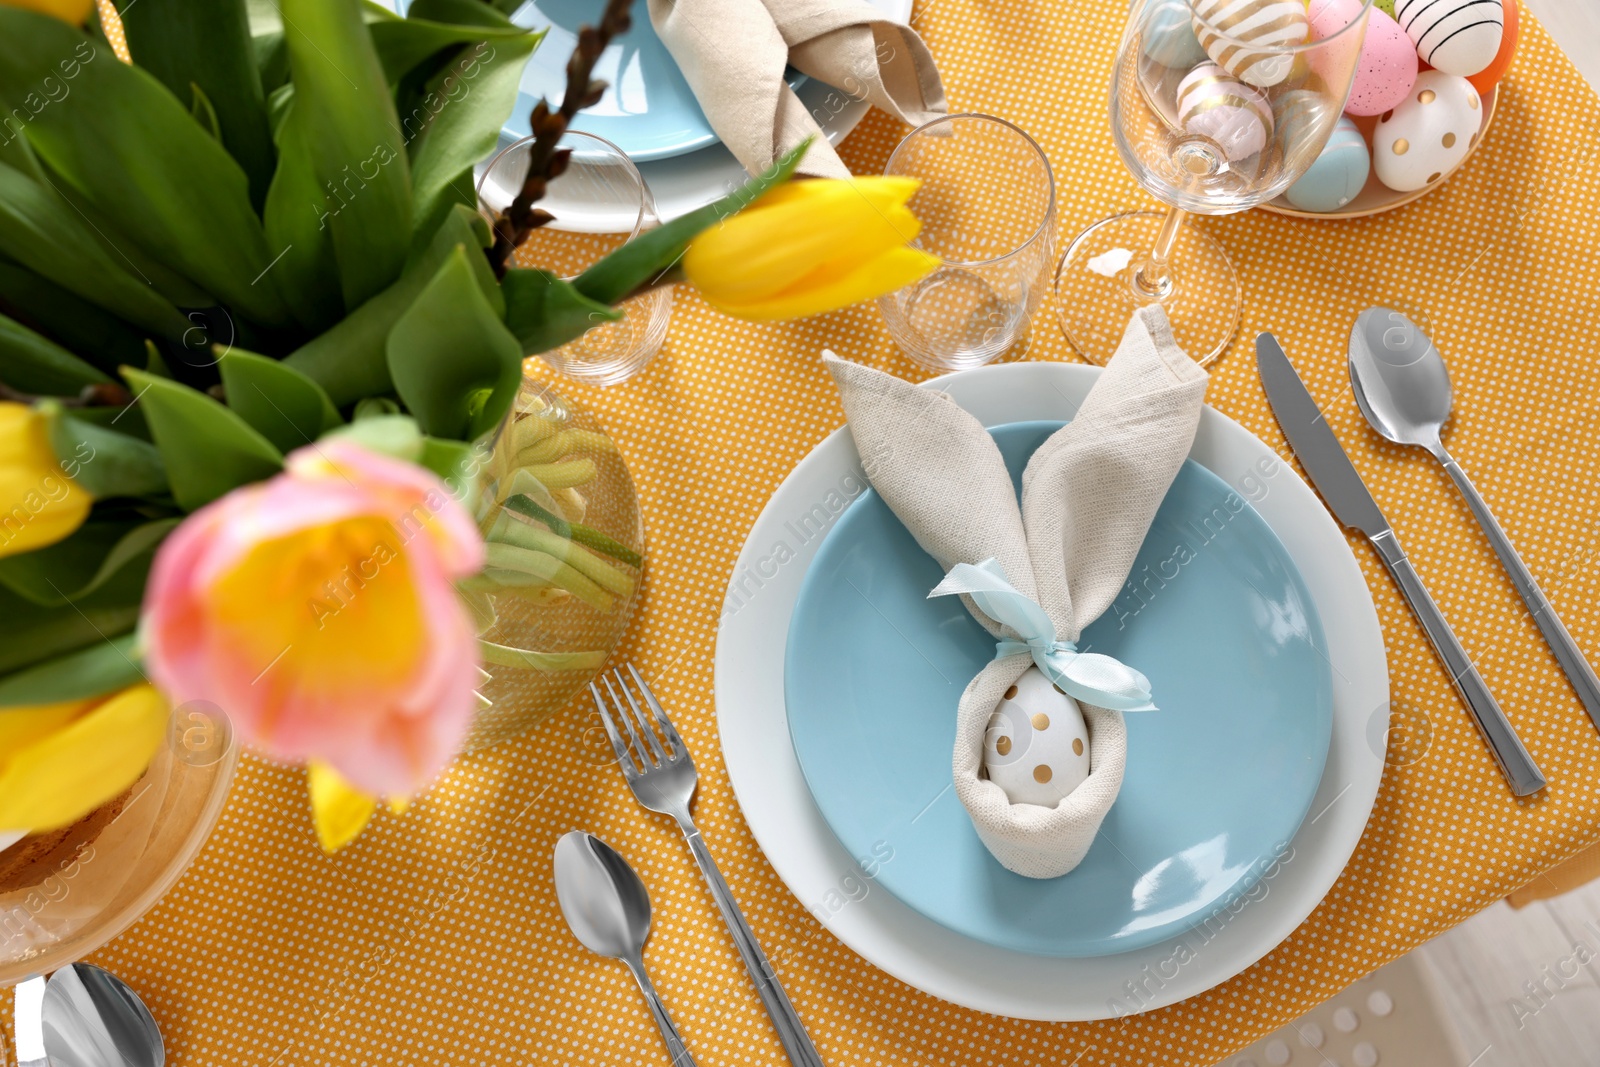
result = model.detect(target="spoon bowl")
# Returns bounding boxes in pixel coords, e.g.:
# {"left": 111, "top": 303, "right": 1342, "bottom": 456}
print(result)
{"left": 1347, "top": 307, "right": 1454, "bottom": 451}
{"left": 553, "top": 831, "right": 652, "bottom": 962}
{"left": 553, "top": 831, "right": 698, "bottom": 1066}
{"left": 41, "top": 964, "right": 165, "bottom": 1067}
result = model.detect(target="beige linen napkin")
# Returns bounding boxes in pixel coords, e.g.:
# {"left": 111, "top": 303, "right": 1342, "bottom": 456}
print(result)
{"left": 823, "top": 307, "right": 1208, "bottom": 878}
{"left": 647, "top": 0, "right": 946, "bottom": 178}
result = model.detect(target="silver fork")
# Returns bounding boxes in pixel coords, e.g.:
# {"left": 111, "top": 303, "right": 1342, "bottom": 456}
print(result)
{"left": 592, "top": 664, "right": 826, "bottom": 1067}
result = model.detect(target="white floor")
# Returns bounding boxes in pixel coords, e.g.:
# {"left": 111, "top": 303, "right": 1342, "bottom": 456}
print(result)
{"left": 1415, "top": 881, "right": 1600, "bottom": 1067}
{"left": 1525, "top": 0, "right": 1600, "bottom": 92}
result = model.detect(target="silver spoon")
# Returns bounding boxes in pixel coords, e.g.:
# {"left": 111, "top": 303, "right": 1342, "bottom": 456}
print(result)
{"left": 553, "top": 831, "right": 697, "bottom": 1066}
{"left": 1349, "top": 307, "right": 1600, "bottom": 736}
{"left": 13, "top": 964, "right": 164, "bottom": 1067}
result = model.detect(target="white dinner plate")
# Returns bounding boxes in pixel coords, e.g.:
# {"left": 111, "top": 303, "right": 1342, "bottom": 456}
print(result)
{"left": 714, "top": 360, "right": 1389, "bottom": 1021}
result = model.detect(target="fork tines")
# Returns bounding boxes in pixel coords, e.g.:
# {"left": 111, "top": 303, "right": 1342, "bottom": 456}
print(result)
{"left": 590, "top": 663, "right": 687, "bottom": 776}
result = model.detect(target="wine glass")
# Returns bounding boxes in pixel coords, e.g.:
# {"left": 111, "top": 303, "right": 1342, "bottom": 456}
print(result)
{"left": 477, "top": 131, "right": 671, "bottom": 386}
{"left": 1056, "top": 0, "right": 1373, "bottom": 366}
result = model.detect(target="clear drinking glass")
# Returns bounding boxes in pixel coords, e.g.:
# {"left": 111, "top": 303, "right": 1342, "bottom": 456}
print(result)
{"left": 878, "top": 114, "right": 1057, "bottom": 371}
{"left": 1056, "top": 0, "right": 1372, "bottom": 366}
{"left": 477, "top": 131, "right": 671, "bottom": 386}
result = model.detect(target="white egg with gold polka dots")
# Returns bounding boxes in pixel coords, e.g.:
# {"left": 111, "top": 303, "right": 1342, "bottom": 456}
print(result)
{"left": 1372, "top": 70, "right": 1482, "bottom": 193}
{"left": 983, "top": 666, "right": 1090, "bottom": 807}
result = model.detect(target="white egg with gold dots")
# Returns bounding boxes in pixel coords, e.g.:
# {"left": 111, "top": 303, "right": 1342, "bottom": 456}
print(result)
{"left": 983, "top": 667, "right": 1091, "bottom": 808}
{"left": 1373, "top": 70, "right": 1482, "bottom": 193}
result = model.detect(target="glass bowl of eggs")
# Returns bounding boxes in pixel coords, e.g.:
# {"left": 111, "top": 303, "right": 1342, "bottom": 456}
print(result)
{"left": 1261, "top": 0, "right": 1515, "bottom": 217}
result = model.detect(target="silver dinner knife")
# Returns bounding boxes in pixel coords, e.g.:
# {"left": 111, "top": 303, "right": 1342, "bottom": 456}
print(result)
{"left": 1256, "top": 333, "right": 1546, "bottom": 797}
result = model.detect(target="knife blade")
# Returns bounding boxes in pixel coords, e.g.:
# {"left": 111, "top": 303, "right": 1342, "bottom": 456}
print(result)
{"left": 1256, "top": 332, "right": 1546, "bottom": 797}
{"left": 1255, "top": 334, "right": 1390, "bottom": 538}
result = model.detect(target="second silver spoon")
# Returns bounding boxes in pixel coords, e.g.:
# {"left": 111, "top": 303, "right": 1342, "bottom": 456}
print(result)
{"left": 1349, "top": 307, "right": 1600, "bottom": 736}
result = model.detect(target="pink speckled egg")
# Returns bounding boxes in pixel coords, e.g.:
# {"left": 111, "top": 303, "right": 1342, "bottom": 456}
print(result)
{"left": 1310, "top": 0, "right": 1418, "bottom": 116}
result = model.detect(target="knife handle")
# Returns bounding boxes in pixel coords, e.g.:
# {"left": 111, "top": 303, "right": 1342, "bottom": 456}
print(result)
{"left": 1371, "top": 530, "right": 1547, "bottom": 797}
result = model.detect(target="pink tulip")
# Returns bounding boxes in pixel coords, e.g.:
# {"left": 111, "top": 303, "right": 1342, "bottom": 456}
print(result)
{"left": 143, "top": 439, "right": 485, "bottom": 796}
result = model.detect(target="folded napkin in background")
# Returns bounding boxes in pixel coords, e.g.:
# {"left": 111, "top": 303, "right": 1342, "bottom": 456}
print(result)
{"left": 648, "top": 0, "right": 946, "bottom": 178}
{"left": 823, "top": 307, "right": 1208, "bottom": 878}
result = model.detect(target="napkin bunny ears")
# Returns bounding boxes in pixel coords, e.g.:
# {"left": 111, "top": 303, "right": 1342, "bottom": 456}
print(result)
{"left": 824, "top": 308, "right": 1207, "bottom": 878}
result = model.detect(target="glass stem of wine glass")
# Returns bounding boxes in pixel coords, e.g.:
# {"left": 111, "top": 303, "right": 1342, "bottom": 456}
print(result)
{"left": 1133, "top": 206, "right": 1187, "bottom": 300}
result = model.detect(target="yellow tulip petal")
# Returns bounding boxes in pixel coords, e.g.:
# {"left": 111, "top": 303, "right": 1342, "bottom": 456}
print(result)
{"left": 0, "top": 402, "right": 92, "bottom": 560}
{"left": 0, "top": 696, "right": 95, "bottom": 751}
{"left": 0, "top": 685, "right": 167, "bottom": 832}
{"left": 706, "top": 247, "right": 942, "bottom": 321}
{"left": 307, "top": 761, "right": 378, "bottom": 854}
{"left": 0, "top": 0, "right": 94, "bottom": 24}
{"left": 685, "top": 179, "right": 925, "bottom": 304}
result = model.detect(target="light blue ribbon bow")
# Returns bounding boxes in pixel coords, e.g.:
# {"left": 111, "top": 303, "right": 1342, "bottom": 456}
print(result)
{"left": 929, "top": 558, "right": 1158, "bottom": 712}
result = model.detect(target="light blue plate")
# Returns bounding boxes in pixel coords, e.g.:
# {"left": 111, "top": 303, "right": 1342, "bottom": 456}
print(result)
{"left": 784, "top": 421, "right": 1334, "bottom": 958}
{"left": 503, "top": 0, "right": 804, "bottom": 161}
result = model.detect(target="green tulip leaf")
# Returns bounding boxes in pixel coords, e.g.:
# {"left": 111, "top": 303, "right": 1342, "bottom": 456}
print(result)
{"left": 323, "top": 412, "right": 424, "bottom": 461}
{"left": 0, "top": 631, "right": 145, "bottom": 707}
{"left": 262, "top": 99, "right": 346, "bottom": 333}
{"left": 283, "top": 203, "right": 499, "bottom": 405}
{"left": 418, "top": 435, "right": 476, "bottom": 493}
{"left": 0, "top": 311, "right": 112, "bottom": 395}
{"left": 502, "top": 268, "right": 622, "bottom": 357}
{"left": 40, "top": 401, "right": 168, "bottom": 499}
{"left": 0, "top": 257, "right": 150, "bottom": 374}
{"left": 387, "top": 244, "right": 521, "bottom": 441}
{"left": 217, "top": 347, "right": 343, "bottom": 454}
{"left": 0, "top": 161, "right": 192, "bottom": 341}
{"left": 114, "top": 0, "right": 278, "bottom": 211}
{"left": 573, "top": 139, "right": 809, "bottom": 306}
{"left": 0, "top": 9, "right": 294, "bottom": 330}
{"left": 190, "top": 82, "right": 223, "bottom": 142}
{"left": 0, "top": 517, "right": 176, "bottom": 607}
{"left": 0, "top": 567, "right": 145, "bottom": 677}
{"left": 369, "top": 0, "right": 540, "bottom": 87}
{"left": 121, "top": 367, "right": 283, "bottom": 511}
{"left": 279, "top": 0, "right": 413, "bottom": 311}
{"left": 405, "top": 14, "right": 544, "bottom": 242}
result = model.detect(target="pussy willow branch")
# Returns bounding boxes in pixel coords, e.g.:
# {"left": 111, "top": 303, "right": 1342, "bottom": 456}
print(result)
{"left": 486, "top": 0, "right": 634, "bottom": 277}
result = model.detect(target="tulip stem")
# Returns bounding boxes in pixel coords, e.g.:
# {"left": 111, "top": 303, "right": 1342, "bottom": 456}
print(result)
{"left": 484, "top": 542, "right": 614, "bottom": 611}
{"left": 502, "top": 492, "right": 642, "bottom": 568}
{"left": 478, "top": 641, "right": 609, "bottom": 672}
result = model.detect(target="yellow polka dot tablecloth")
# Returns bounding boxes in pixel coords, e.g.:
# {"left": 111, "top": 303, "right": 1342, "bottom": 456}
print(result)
{"left": 10, "top": 2, "right": 1600, "bottom": 1066}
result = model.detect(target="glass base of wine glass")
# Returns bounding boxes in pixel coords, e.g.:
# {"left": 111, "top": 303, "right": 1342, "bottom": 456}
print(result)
{"left": 1053, "top": 210, "right": 1239, "bottom": 368}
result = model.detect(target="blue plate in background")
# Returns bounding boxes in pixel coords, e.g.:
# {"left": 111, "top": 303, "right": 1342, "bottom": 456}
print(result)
{"left": 783, "top": 421, "right": 1334, "bottom": 958}
{"left": 502, "top": 0, "right": 805, "bottom": 161}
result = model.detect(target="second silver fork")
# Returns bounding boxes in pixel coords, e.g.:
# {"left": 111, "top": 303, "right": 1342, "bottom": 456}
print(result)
{"left": 592, "top": 664, "right": 826, "bottom": 1067}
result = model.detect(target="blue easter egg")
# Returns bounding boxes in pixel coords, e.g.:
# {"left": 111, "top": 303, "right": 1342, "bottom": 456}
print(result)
{"left": 1141, "top": 0, "right": 1207, "bottom": 69}
{"left": 1284, "top": 118, "right": 1371, "bottom": 213}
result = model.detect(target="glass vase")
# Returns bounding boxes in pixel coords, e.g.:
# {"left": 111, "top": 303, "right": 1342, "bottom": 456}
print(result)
{"left": 460, "top": 378, "right": 646, "bottom": 751}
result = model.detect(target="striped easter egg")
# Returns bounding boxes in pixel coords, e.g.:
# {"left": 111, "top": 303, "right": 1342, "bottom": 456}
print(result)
{"left": 1393, "top": 0, "right": 1504, "bottom": 76}
{"left": 1191, "top": 0, "right": 1310, "bottom": 87}
{"left": 1177, "top": 62, "right": 1274, "bottom": 162}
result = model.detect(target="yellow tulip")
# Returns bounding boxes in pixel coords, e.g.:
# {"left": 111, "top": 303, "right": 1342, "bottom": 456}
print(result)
{"left": 307, "top": 761, "right": 408, "bottom": 854}
{"left": 0, "top": 402, "right": 91, "bottom": 560}
{"left": 683, "top": 176, "right": 941, "bottom": 321}
{"left": 0, "top": 685, "right": 168, "bottom": 832}
{"left": 0, "top": 0, "right": 94, "bottom": 24}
